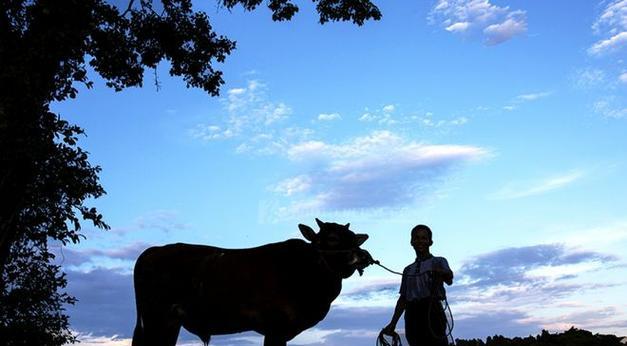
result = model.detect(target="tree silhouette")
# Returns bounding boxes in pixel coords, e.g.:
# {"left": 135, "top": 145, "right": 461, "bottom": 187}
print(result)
{"left": 454, "top": 327, "right": 624, "bottom": 346}
{"left": 0, "top": 0, "right": 380, "bottom": 344}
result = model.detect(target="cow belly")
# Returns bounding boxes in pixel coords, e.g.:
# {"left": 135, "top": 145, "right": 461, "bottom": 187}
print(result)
{"left": 181, "top": 300, "right": 330, "bottom": 339}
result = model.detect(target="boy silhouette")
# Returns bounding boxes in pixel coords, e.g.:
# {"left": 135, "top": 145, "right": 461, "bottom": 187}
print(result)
{"left": 382, "top": 225, "right": 453, "bottom": 346}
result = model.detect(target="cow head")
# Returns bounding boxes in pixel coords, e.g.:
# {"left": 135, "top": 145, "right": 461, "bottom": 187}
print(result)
{"left": 298, "top": 218, "right": 374, "bottom": 278}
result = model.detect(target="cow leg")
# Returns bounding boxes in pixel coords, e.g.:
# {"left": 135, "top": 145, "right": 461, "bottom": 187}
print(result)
{"left": 263, "top": 335, "right": 287, "bottom": 346}
{"left": 142, "top": 313, "right": 182, "bottom": 346}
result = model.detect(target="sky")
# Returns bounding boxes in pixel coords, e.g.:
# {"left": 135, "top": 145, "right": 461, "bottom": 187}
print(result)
{"left": 50, "top": 0, "right": 627, "bottom": 345}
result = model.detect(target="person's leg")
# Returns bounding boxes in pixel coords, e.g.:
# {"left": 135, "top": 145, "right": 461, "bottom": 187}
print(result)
{"left": 415, "top": 299, "right": 434, "bottom": 346}
{"left": 404, "top": 301, "right": 419, "bottom": 346}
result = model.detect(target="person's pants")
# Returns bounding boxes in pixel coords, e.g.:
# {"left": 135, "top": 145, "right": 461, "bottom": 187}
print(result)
{"left": 404, "top": 298, "right": 448, "bottom": 346}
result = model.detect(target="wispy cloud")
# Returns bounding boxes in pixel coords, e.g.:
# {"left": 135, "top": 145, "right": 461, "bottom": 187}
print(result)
{"left": 589, "top": 0, "right": 627, "bottom": 56}
{"left": 572, "top": 68, "right": 607, "bottom": 89}
{"left": 72, "top": 333, "right": 131, "bottom": 346}
{"left": 582, "top": 1, "right": 627, "bottom": 119}
{"left": 502, "top": 91, "right": 552, "bottom": 111}
{"left": 93, "top": 210, "right": 190, "bottom": 236}
{"left": 382, "top": 104, "right": 395, "bottom": 113}
{"left": 489, "top": 170, "right": 584, "bottom": 200}
{"left": 592, "top": 0, "right": 627, "bottom": 34}
{"left": 594, "top": 97, "right": 627, "bottom": 118}
{"left": 359, "top": 107, "right": 469, "bottom": 130}
{"left": 134, "top": 210, "right": 190, "bottom": 233}
{"left": 413, "top": 112, "right": 468, "bottom": 128}
{"left": 588, "top": 31, "right": 627, "bottom": 56}
{"left": 358, "top": 106, "right": 397, "bottom": 125}
{"left": 483, "top": 14, "right": 527, "bottom": 46}
{"left": 271, "top": 175, "right": 312, "bottom": 196}
{"left": 273, "top": 130, "right": 488, "bottom": 213}
{"left": 190, "top": 80, "right": 310, "bottom": 155}
{"left": 515, "top": 91, "right": 552, "bottom": 102}
{"left": 318, "top": 112, "right": 342, "bottom": 121}
{"left": 57, "top": 241, "right": 152, "bottom": 268}
{"left": 454, "top": 244, "right": 617, "bottom": 289}
{"left": 429, "top": 0, "right": 527, "bottom": 45}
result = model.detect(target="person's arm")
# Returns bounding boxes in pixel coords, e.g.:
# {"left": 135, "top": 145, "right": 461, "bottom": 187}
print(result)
{"left": 382, "top": 295, "right": 406, "bottom": 334}
{"left": 439, "top": 270, "right": 453, "bottom": 285}
{"left": 434, "top": 258, "right": 453, "bottom": 285}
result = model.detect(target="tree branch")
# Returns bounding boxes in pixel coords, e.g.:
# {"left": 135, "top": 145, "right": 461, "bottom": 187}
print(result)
{"left": 121, "top": 0, "right": 135, "bottom": 16}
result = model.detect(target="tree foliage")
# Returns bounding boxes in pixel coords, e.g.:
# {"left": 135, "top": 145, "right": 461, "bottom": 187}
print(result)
{"left": 1, "top": 237, "right": 76, "bottom": 346}
{"left": 0, "top": 0, "right": 380, "bottom": 344}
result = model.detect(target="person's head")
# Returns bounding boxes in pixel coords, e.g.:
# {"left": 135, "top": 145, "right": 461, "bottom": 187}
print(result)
{"left": 410, "top": 224, "right": 433, "bottom": 254}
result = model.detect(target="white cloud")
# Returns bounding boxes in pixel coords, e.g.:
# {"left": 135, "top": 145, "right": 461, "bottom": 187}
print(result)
{"left": 382, "top": 104, "right": 395, "bottom": 113}
{"left": 358, "top": 112, "right": 376, "bottom": 122}
{"left": 446, "top": 21, "right": 470, "bottom": 32}
{"left": 515, "top": 91, "right": 552, "bottom": 102}
{"left": 318, "top": 112, "right": 341, "bottom": 121}
{"left": 287, "top": 140, "right": 329, "bottom": 161}
{"left": 277, "top": 130, "right": 488, "bottom": 212}
{"left": 589, "top": 1, "right": 627, "bottom": 55}
{"left": 573, "top": 68, "right": 607, "bottom": 89}
{"left": 190, "top": 80, "right": 303, "bottom": 154}
{"left": 500, "top": 91, "right": 552, "bottom": 111}
{"left": 483, "top": 12, "right": 527, "bottom": 46}
{"left": 429, "top": 0, "right": 527, "bottom": 45}
{"left": 72, "top": 333, "right": 130, "bottom": 346}
{"left": 620, "top": 71, "right": 627, "bottom": 83}
{"left": 272, "top": 175, "right": 312, "bottom": 196}
{"left": 594, "top": 97, "right": 627, "bottom": 118}
{"left": 588, "top": 31, "right": 627, "bottom": 55}
{"left": 264, "top": 102, "right": 291, "bottom": 125}
{"left": 415, "top": 113, "right": 468, "bottom": 127}
{"left": 357, "top": 106, "right": 397, "bottom": 125}
{"left": 489, "top": 170, "right": 584, "bottom": 200}
{"left": 291, "top": 328, "right": 343, "bottom": 344}
{"left": 592, "top": 0, "right": 627, "bottom": 35}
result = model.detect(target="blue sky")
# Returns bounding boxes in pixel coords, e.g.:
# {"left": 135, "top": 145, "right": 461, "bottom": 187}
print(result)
{"left": 51, "top": 0, "right": 627, "bottom": 344}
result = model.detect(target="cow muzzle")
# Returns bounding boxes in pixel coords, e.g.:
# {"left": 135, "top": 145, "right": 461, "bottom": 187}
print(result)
{"left": 352, "top": 249, "right": 375, "bottom": 276}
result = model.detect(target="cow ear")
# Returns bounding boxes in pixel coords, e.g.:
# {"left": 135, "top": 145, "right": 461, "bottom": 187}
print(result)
{"left": 355, "top": 234, "right": 368, "bottom": 246}
{"left": 299, "top": 224, "right": 318, "bottom": 243}
{"left": 315, "top": 218, "right": 324, "bottom": 229}
{"left": 345, "top": 223, "right": 350, "bottom": 229}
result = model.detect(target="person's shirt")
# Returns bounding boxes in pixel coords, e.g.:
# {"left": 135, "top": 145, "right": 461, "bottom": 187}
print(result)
{"left": 399, "top": 255, "right": 452, "bottom": 301}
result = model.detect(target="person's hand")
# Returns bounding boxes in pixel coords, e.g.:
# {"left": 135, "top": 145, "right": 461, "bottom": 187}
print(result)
{"left": 381, "top": 323, "right": 396, "bottom": 335}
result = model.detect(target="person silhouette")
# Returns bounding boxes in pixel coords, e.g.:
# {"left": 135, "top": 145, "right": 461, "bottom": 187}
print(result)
{"left": 382, "top": 224, "right": 453, "bottom": 346}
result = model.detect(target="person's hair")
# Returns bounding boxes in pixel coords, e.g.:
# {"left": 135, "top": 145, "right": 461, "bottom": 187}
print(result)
{"left": 411, "top": 224, "right": 432, "bottom": 241}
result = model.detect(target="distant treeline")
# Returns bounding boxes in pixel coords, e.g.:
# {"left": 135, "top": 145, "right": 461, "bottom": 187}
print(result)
{"left": 455, "top": 327, "right": 625, "bottom": 346}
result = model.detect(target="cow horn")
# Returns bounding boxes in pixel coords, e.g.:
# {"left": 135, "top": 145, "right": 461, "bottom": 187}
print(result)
{"left": 315, "top": 218, "right": 324, "bottom": 228}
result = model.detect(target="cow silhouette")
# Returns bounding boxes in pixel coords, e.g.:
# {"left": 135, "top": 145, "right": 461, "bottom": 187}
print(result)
{"left": 132, "top": 218, "right": 374, "bottom": 346}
